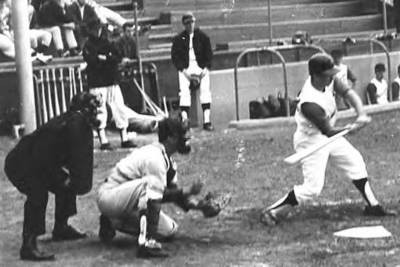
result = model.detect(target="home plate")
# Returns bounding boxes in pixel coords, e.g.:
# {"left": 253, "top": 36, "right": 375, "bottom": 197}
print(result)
{"left": 334, "top": 226, "right": 392, "bottom": 239}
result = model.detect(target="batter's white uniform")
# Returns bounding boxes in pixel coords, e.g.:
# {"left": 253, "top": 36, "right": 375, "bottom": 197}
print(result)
{"left": 178, "top": 33, "right": 211, "bottom": 107}
{"left": 293, "top": 77, "right": 368, "bottom": 203}
{"left": 97, "top": 142, "right": 178, "bottom": 237}
{"left": 370, "top": 77, "right": 388, "bottom": 104}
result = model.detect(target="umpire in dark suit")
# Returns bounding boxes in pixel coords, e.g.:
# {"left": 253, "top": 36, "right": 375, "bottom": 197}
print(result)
{"left": 171, "top": 12, "right": 214, "bottom": 131}
{"left": 4, "top": 92, "right": 100, "bottom": 261}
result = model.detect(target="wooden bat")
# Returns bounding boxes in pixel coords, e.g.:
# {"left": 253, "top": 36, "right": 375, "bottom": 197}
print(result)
{"left": 284, "top": 128, "right": 350, "bottom": 165}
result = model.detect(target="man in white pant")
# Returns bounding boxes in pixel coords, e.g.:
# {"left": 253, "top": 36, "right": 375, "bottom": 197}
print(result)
{"left": 260, "top": 53, "right": 395, "bottom": 226}
{"left": 171, "top": 12, "right": 214, "bottom": 131}
{"left": 97, "top": 116, "right": 202, "bottom": 258}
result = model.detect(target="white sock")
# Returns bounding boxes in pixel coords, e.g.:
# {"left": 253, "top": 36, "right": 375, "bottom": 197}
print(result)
{"left": 181, "top": 110, "right": 188, "bottom": 121}
{"left": 203, "top": 109, "right": 211, "bottom": 124}
{"left": 120, "top": 128, "right": 128, "bottom": 142}
{"left": 364, "top": 181, "right": 379, "bottom": 206}
{"left": 98, "top": 129, "right": 109, "bottom": 144}
{"left": 138, "top": 215, "right": 147, "bottom": 246}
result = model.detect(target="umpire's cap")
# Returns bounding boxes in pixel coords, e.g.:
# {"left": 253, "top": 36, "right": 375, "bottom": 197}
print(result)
{"left": 308, "top": 53, "right": 340, "bottom": 76}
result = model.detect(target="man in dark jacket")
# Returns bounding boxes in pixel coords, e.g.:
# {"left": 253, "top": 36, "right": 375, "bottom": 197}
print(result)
{"left": 171, "top": 12, "right": 214, "bottom": 131}
{"left": 4, "top": 92, "right": 100, "bottom": 261}
{"left": 83, "top": 19, "right": 136, "bottom": 150}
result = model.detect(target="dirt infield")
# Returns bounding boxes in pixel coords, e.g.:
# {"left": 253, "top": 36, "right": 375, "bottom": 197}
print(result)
{"left": 1, "top": 110, "right": 400, "bottom": 266}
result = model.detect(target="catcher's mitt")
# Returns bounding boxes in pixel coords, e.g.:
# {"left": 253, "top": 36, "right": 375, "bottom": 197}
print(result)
{"left": 197, "top": 192, "right": 231, "bottom": 218}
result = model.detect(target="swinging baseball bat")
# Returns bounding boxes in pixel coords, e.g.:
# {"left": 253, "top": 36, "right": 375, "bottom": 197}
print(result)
{"left": 283, "top": 128, "right": 350, "bottom": 165}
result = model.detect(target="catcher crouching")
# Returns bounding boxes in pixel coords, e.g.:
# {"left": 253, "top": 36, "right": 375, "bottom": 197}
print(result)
{"left": 96, "top": 115, "right": 226, "bottom": 258}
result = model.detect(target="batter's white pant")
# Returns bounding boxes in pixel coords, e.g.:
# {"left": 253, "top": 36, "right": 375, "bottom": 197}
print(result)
{"left": 178, "top": 66, "right": 211, "bottom": 107}
{"left": 293, "top": 131, "right": 368, "bottom": 203}
{"left": 90, "top": 85, "right": 157, "bottom": 130}
{"left": 97, "top": 176, "right": 178, "bottom": 238}
{"left": 90, "top": 85, "right": 130, "bottom": 130}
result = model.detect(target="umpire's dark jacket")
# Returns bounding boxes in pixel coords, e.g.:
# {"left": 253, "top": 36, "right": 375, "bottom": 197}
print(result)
{"left": 83, "top": 30, "right": 122, "bottom": 88}
{"left": 171, "top": 28, "right": 213, "bottom": 71}
{"left": 5, "top": 111, "right": 93, "bottom": 195}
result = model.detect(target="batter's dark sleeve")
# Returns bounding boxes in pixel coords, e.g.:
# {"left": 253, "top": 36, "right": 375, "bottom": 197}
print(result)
{"left": 171, "top": 35, "right": 186, "bottom": 71}
{"left": 65, "top": 114, "right": 93, "bottom": 195}
{"left": 366, "top": 83, "right": 378, "bottom": 104}
{"left": 201, "top": 33, "right": 213, "bottom": 69}
{"left": 82, "top": 41, "right": 99, "bottom": 66}
{"left": 301, "top": 102, "right": 344, "bottom": 137}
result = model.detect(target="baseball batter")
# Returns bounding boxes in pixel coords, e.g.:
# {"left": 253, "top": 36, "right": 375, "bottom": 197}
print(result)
{"left": 96, "top": 115, "right": 203, "bottom": 258}
{"left": 260, "top": 53, "right": 395, "bottom": 225}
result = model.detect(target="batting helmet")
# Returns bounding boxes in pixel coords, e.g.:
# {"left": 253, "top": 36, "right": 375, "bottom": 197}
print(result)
{"left": 308, "top": 53, "right": 340, "bottom": 76}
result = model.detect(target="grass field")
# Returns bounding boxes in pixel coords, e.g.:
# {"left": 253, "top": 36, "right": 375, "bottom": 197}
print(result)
{"left": 1, "top": 110, "right": 400, "bottom": 266}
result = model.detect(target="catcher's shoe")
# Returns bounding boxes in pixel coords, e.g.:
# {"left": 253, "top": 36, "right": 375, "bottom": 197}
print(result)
{"left": 137, "top": 239, "right": 168, "bottom": 258}
{"left": 52, "top": 225, "right": 87, "bottom": 241}
{"left": 121, "top": 140, "right": 137, "bottom": 149}
{"left": 100, "top": 143, "right": 113, "bottom": 151}
{"left": 260, "top": 209, "right": 279, "bottom": 226}
{"left": 99, "top": 215, "right": 116, "bottom": 243}
{"left": 363, "top": 205, "right": 397, "bottom": 216}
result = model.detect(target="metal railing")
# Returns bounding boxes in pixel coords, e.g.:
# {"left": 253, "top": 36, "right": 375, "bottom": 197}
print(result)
{"left": 233, "top": 44, "right": 325, "bottom": 121}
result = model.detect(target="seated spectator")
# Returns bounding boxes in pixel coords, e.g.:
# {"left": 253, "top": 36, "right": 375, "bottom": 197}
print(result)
{"left": 67, "top": 0, "right": 98, "bottom": 49}
{"left": 37, "top": 0, "right": 80, "bottom": 57}
{"left": 84, "top": 0, "right": 128, "bottom": 28}
{"left": 28, "top": 2, "right": 53, "bottom": 58}
{"left": 331, "top": 49, "right": 357, "bottom": 110}
{"left": 114, "top": 24, "right": 137, "bottom": 64}
{"left": 366, "top": 63, "right": 388, "bottom": 104}
{"left": 391, "top": 65, "right": 400, "bottom": 101}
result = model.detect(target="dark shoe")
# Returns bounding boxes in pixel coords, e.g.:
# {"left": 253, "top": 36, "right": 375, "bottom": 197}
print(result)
{"left": 100, "top": 143, "right": 113, "bottom": 151}
{"left": 52, "top": 225, "right": 87, "bottom": 241}
{"left": 363, "top": 205, "right": 397, "bottom": 216}
{"left": 99, "top": 215, "right": 116, "bottom": 243}
{"left": 20, "top": 235, "right": 55, "bottom": 261}
{"left": 121, "top": 140, "right": 137, "bottom": 148}
{"left": 203, "top": 123, "right": 214, "bottom": 131}
{"left": 137, "top": 239, "right": 168, "bottom": 258}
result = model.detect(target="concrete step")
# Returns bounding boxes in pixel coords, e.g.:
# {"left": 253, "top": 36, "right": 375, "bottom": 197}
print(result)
{"left": 203, "top": 14, "right": 383, "bottom": 47}
{"left": 143, "top": 0, "right": 348, "bottom": 15}
{"left": 160, "top": 1, "right": 362, "bottom": 25}
{"left": 148, "top": 42, "right": 173, "bottom": 50}
{"left": 216, "top": 29, "right": 394, "bottom": 50}
{"left": 147, "top": 14, "right": 383, "bottom": 48}
{"left": 97, "top": 0, "right": 132, "bottom": 11}
{"left": 124, "top": 16, "right": 159, "bottom": 25}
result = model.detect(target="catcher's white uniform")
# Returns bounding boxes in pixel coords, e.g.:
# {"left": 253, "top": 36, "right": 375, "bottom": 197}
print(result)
{"left": 97, "top": 142, "right": 178, "bottom": 237}
{"left": 293, "top": 77, "right": 368, "bottom": 203}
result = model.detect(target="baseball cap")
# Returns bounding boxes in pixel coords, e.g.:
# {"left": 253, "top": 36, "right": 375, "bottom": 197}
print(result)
{"left": 182, "top": 12, "right": 196, "bottom": 24}
{"left": 308, "top": 53, "right": 340, "bottom": 76}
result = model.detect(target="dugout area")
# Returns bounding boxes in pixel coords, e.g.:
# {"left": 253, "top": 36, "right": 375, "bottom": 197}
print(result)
{"left": 1, "top": 106, "right": 400, "bottom": 266}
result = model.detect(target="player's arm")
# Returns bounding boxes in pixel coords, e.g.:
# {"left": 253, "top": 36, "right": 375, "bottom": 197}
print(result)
{"left": 66, "top": 114, "right": 94, "bottom": 195}
{"left": 301, "top": 102, "right": 344, "bottom": 137}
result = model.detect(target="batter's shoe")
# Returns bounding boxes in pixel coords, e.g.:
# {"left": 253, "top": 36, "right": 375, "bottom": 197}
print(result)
{"left": 52, "top": 225, "right": 87, "bottom": 241}
{"left": 260, "top": 209, "right": 279, "bottom": 226}
{"left": 100, "top": 143, "right": 113, "bottom": 151}
{"left": 20, "top": 235, "right": 55, "bottom": 261}
{"left": 99, "top": 215, "right": 116, "bottom": 243}
{"left": 363, "top": 205, "right": 397, "bottom": 216}
{"left": 121, "top": 140, "right": 137, "bottom": 148}
{"left": 203, "top": 123, "right": 214, "bottom": 131}
{"left": 137, "top": 239, "right": 168, "bottom": 258}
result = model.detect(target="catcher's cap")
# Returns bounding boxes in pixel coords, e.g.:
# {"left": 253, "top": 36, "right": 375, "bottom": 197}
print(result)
{"left": 182, "top": 12, "right": 196, "bottom": 24}
{"left": 158, "top": 115, "right": 189, "bottom": 142}
{"left": 308, "top": 53, "right": 340, "bottom": 76}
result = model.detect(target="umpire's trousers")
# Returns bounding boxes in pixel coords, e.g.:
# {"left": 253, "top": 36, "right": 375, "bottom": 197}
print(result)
{"left": 5, "top": 158, "right": 77, "bottom": 236}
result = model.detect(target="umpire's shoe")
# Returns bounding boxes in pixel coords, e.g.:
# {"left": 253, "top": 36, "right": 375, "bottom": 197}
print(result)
{"left": 363, "top": 205, "right": 397, "bottom": 216}
{"left": 52, "top": 225, "right": 87, "bottom": 241}
{"left": 20, "top": 234, "right": 55, "bottom": 261}
{"left": 99, "top": 214, "right": 116, "bottom": 243}
{"left": 137, "top": 239, "right": 169, "bottom": 258}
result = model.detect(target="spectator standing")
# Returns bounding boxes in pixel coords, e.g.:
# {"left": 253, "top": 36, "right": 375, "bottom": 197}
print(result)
{"left": 66, "top": 0, "right": 98, "bottom": 49}
{"left": 366, "top": 63, "right": 388, "bottom": 104}
{"left": 331, "top": 49, "right": 357, "bottom": 110}
{"left": 83, "top": 19, "right": 136, "bottom": 150}
{"left": 171, "top": 12, "right": 214, "bottom": 131}
{"left": 37, "top": 0, "right": 80, "bottom": 57}
{"left": 391, "top": 64, "right": 400, "bottom": 101}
